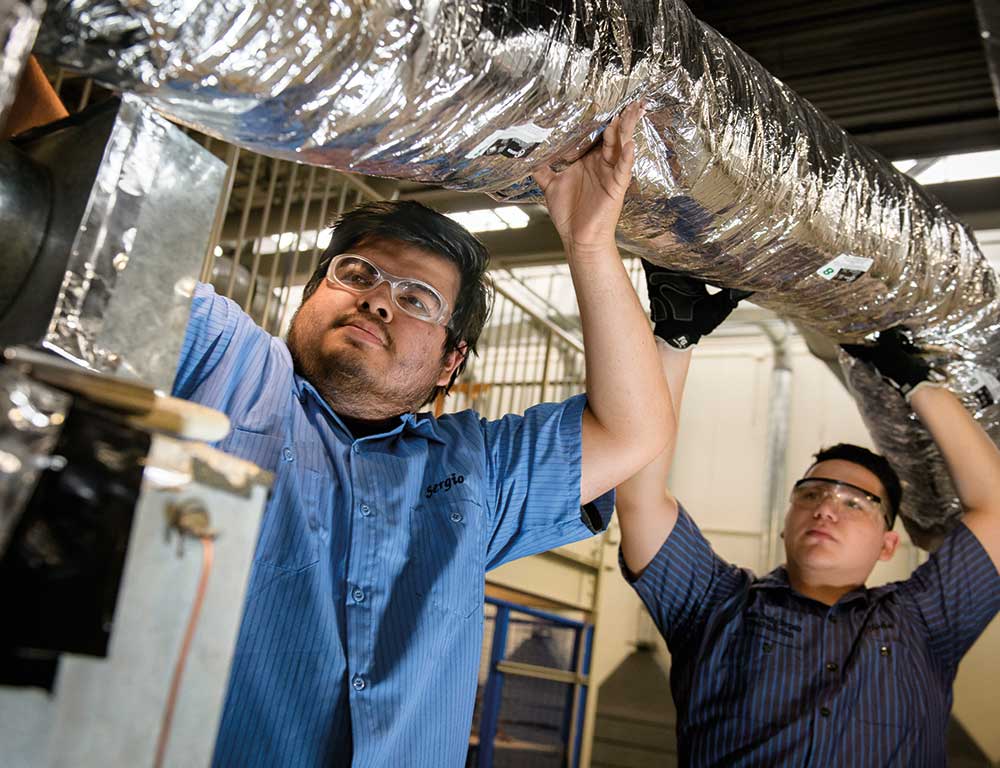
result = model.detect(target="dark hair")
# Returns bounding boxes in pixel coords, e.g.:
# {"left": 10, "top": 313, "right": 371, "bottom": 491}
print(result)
{"left": 808, "top": 443, "right": 902, "bottom": 529}
{"left": 302, "top": 200, "right": 494, "bottom": 401}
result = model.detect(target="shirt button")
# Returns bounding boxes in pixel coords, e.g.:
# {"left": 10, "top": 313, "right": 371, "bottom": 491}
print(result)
{"left": 826, "top": 662, "right": 838, "bottom": 672}
{"left": 352, "top": 588, "right": 365, "bottom": 603}
{"left": 360, "top": 504, "right": 372, "bottom": 517}
{"left": 449, "top": 510, "right": 464, "bottom": 523}
{"left": 880, "top": 645, "right": 891, "bottom": 657}
{"left": 820, "top": 706, "right": 831, "bottom": 717}
{"left": 352, "top": 675, "right": 366, "bottom": 691}
{"left": 282, "top": 447, "right": 294, "bottom": 462}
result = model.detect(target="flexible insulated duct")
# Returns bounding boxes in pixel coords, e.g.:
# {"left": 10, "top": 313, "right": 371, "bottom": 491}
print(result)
{"left": 31, "top": 0, "right": 1000, "bottom": 547}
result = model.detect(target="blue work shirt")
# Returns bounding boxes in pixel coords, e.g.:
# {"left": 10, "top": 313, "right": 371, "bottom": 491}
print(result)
{"left": 171, "top": 284, "right": 613, "bottom": 767}
{"left": 626, "top": 505, "right": 1000, "bottom": 767}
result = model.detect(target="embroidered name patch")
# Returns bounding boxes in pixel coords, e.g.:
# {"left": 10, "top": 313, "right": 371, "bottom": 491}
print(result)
{"left": 425, "top": 473, "right": 466, "bottom": 498}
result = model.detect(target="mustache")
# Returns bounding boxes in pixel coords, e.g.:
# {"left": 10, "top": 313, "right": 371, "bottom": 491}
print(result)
{"left": 332, "top": 312, "right": 391, "bottom": 346}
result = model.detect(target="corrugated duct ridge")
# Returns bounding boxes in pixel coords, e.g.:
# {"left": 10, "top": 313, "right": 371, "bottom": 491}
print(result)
{"left": 33, "top": 0, "right": 1000, "bottom": 547}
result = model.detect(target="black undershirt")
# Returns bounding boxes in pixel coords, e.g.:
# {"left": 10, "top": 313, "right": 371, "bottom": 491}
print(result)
{"left": 336, "top": 411, "right": 405, "bottom": 440}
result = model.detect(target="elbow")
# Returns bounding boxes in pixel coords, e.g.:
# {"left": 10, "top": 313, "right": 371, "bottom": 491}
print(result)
{"left": 625, "top": 414, "right": 674, "bottom": 472}
{"left": 638, "top": 400, "right": 675, "bottom": 459}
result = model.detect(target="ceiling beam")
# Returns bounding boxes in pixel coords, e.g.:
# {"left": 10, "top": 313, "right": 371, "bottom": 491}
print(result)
{"left": 855, "top": 116, "right": 1000, "bottom": 160}
{"left": 926, "top": 177, "right": 1000, "bottom": 231}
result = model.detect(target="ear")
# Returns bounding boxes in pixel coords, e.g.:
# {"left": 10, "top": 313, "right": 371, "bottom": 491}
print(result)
{"left": 878, "top": 530, "right": 900, "bottom": 561}
{"left": 436, "top": 342, "right": 467, "bottom": 387}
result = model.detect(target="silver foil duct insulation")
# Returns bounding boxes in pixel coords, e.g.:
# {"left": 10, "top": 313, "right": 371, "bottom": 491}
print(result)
{"left": 33, "top": 1, "right": 1000, "bottom": 546}
{"left": 0, "top": 0, "right": 44, "bottom": 130}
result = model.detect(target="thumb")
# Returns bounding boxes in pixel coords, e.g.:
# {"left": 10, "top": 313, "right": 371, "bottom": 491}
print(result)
{"left": 531, "top": 164, "right": 555, "bottom": 191}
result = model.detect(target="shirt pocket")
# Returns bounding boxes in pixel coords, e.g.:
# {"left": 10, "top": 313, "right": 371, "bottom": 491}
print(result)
{"left": 721, "top": 631, "right": 805, "bottom": 725}
{"left": 221, "top": 428, "right": 320, "bottom": 572}
{"left": 851, "top": 637, "right": 923, "bottom": 727}
{"left": 409, "top": 496, "right": 485, "bottom": 619}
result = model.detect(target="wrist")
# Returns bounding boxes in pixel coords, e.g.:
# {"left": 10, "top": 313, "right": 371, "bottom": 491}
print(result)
{"left": 904, "top": 376, "right": 946, "bottom": 404}
{"left": 563, "top": 238, "right": 619, "bottom": 263}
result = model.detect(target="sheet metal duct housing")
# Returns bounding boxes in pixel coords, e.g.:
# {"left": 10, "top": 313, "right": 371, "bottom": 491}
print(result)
{"left": 33, "top": 0, "right": 1000, "bottom": 546}
{"left": 1, "top": 97, "right": 226, "bottom": 392}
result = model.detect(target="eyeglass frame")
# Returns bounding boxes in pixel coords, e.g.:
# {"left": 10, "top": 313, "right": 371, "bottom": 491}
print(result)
{"left": 790, "top": 476, "right": 894, "bottom": 530}
{"left": 325, "top": 253, "right": 452, "bottom": 327}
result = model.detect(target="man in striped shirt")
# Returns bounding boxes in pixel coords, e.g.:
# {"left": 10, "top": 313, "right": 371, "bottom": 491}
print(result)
{"left": 616, "top": 265, "right": 1000, "bottom": 766}
{"left": 173, "top": 103, "right": 671, "bottom": 766}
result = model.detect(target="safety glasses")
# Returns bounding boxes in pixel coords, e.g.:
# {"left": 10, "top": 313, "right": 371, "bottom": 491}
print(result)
{"left": 326, "top": 253, "right": 450, "bottom": 326}
{"left": 790, "top": 477, "right": 892, "bottom": 529}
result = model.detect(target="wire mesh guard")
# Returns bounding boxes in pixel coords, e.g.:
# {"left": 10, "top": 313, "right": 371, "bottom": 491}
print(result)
{"left": 469, "top": 601, "right": 591, "bottom": 767}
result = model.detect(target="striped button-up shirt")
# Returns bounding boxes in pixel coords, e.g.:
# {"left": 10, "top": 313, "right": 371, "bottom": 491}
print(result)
{"left": 172, "top": 284, "right": 613, "bottom": 767}
{"left": 627, "top": 506, "right": 1000, "bottom": 767}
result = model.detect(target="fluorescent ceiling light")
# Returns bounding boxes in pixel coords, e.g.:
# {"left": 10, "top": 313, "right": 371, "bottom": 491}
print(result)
{"left": 234, "top": 206, "right": 529, "bottom": 256}
{"left": 893, "top": 150, "right": 1000, "bottom": 185}
{"left": 446, "top": 206, "right": 530, "bottom": 233}
{"left": 252, "top": 229, "right": 332, "bottom": 255}
{"left": 493, "top": 206, "right": 530, "bottom": 228}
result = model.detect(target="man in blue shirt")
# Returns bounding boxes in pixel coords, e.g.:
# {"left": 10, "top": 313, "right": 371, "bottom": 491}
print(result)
{"left": 172, "top": 102, "right": 672, "bottom": 766}
{"left": 615, "top": 266, "right": 1000, "bottom": 766}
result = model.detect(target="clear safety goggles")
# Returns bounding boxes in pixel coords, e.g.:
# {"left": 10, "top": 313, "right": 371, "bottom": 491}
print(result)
{"left": 790, "top": 477, "right": 892, "bottom": 529}
{"left": 326, "top": 253, "right": 450, "bottom": 326}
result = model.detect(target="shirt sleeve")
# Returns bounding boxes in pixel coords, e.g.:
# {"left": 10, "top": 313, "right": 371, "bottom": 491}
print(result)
{"left": 479, "top": 393, "right": 614, "bottom": 570}
{"left": 622, "top": 504, "right": 749, "bottom": 653}
{"left": 896, "top": 522, "right": 1000, "bottom": 673}
{"left": 171, "top": 281, "right": 277, "bottom": 401}
{"left": 171, "top": 282, "right": 241, "bottom": 399}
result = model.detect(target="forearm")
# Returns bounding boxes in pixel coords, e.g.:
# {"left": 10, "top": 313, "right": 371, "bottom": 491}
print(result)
{"left": 570, "top": 245, "right": 672, "bottom": 467}
{"left": 909, "top": 386, "right": 1000, "bottom": 512}
{"left": 535, "top": 101, "right": 669, "bottom": 502}
{"left": 616, "top": 342, "right": 691, "bottom": 574}
{"left": 910, "top": 384, "right": 1000, "bottom": 568}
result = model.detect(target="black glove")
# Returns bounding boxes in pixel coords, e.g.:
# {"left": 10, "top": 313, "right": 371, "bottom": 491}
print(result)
{"left": 642, "top": 260, "right": 753, "bottom": 348}
{"left": 842, "top": 327, "right": 935, "bottom": 399}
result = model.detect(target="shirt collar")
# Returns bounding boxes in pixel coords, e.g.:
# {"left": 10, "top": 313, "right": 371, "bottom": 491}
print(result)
{"left": 401, "top": 411, "right": 447, "bottom": 444}
{"left": 754, "top": 565, "right": 889, "bottom": 607}
{"left": 754, "top": 566, "right": 793, "bottom": 591}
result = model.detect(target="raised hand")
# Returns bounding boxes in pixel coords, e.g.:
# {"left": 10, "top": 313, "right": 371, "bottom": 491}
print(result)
{"left": 532, "top": 100, "right": 645, "bottom": 258}
{"left": 842, "top": 327, "right": 939, "bottom": 400}
{"left": 642, "top": 261, "right": 754, "bottom": 349}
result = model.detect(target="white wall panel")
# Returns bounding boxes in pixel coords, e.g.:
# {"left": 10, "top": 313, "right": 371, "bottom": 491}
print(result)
{"left": 669, "top": 338, "right": 774, "bottom": 551}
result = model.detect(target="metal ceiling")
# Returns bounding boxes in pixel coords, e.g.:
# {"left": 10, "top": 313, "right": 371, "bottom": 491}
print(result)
{"left": 687, "top": 0, "right": 1000, "bottom": 160}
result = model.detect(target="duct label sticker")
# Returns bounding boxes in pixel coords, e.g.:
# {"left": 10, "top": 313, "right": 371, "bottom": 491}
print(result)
{"left": 969, "top": 369, "right": 1000, "bottom": 410}
{"left": 467, "top": 123, "right": 552, "bottom": 160}
{"left": 816, "top": 254, "right": 874, "bottom": 283}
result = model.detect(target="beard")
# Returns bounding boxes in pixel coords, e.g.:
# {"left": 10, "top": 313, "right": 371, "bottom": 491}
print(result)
{"left": 287, "top": 306, "right": 444, "bottom": 420}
